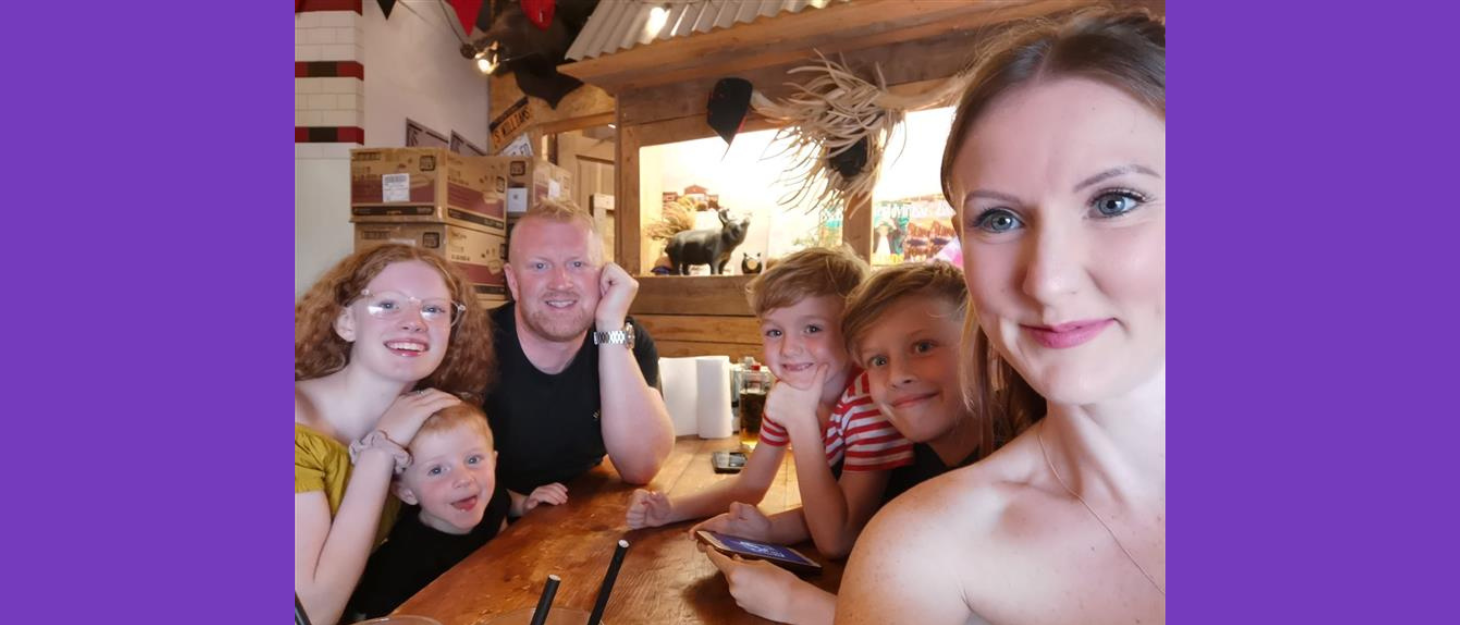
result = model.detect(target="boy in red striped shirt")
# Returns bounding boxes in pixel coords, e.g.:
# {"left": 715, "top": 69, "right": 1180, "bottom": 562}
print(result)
{"left": 627, "top": 246, "right": 912, "bottom": 558}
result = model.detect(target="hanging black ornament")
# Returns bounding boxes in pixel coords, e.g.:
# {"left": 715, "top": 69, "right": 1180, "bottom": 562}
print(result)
{"left": 706, "top": 78, "right": 753, "bottom": 146}
{"left": 829, "top": 136, "right": 869, "bottom": 179}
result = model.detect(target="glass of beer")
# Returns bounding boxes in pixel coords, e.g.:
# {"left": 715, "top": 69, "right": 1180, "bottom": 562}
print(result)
{"left": 738, "top": 389, "right": 767, "bottom": 449}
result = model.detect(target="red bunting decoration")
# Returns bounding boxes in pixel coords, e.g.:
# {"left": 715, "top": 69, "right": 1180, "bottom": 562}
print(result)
{"left": 449, "top": 0, "right": 485, "bottom": 36}
{"left": 522, "top": 0, "right": 555, "bottom": 30}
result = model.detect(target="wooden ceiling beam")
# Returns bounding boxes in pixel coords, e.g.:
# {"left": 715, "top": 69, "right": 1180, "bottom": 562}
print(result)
{"left": 558, "top": 0, "right": 1090, "bottom": 94}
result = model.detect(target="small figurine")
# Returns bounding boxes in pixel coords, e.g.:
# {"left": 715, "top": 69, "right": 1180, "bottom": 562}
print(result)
{"left": 740, "top": 252, "right": 763, "bottom": 275}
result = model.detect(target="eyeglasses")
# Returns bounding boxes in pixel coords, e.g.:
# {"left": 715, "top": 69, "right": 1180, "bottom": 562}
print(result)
{"left": 357, "top": 289, "right": 466, "bottom": 327}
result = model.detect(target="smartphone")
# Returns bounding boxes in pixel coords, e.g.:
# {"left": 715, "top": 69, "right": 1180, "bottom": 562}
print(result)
{"left": 696, "top": 530, "right": 823, "bottom": 575}
{"left": 711, "top": 450, "right": 747, "bottom": 474}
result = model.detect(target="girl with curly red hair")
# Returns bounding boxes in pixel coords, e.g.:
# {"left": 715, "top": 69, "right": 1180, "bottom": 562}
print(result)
{"left": 293, "top": 244, "right": 494, "bottom": 625}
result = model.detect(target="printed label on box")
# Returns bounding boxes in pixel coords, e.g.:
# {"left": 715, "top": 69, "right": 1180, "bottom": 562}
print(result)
{"left": 383, "top": 174, "right": 410, "bottom": 202}
{"left": 507, "top": 188, "right": 528, "bottom": 214}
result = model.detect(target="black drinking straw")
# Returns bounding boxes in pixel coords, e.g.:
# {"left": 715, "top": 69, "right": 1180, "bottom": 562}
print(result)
{"left": 294, "top": 593, "right": 313, "bottom": 625}
{"left": 586, "top": 539, "right": 630, "bottom": 625}
{"left": 529, "top": 574, "right": 561, "bottom": 625}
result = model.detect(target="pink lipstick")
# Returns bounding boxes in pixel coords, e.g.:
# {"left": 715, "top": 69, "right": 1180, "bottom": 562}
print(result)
{"left": 1022, "top": 319, "right": 1113, "bottom": 349}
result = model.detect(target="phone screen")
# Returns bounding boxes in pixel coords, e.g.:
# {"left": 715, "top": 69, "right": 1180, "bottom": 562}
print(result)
{"left": 703, "top": 531, "right": 816, "bottom": 567}
{"left": 712, "top": 451, "right": 747, "bottom": 471}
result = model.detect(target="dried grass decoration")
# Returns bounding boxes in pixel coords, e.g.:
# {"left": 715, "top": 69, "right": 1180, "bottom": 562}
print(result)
{"left": 644, "top": 196, "right": 703, "bottom": 242}
{"left": 750, "top": 52, "right": 970, "bottom": 215}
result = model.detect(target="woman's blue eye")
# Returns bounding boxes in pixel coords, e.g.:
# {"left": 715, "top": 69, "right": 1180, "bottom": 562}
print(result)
{"left": 1092, "top": 190, "right": 1145, "bottom": 217}
{"left": 765, "top": 329, "right": 782, "bottom": 338}
{"left": 973, "top": 209, "right": 1023, "bottom": 233}
{"left": 428, "top": 467, "right": 442, "bottom": 476}
{"left": 571, "top": 261, "right": 585, "bottom": 269}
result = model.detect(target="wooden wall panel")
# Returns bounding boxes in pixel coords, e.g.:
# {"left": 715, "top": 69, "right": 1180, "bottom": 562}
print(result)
{"left": 488, "top": 72, "right": 616, "bottom": 152}
{"left": 630, "top": 275, "right": 756, "bottom": 317}
{"left": 635, "top": 314, "right": 762, "bottom": 346}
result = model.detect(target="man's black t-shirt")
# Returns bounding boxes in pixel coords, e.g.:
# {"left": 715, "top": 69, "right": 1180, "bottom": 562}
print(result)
{"left": 484, "top": 302, "right": 660, "bottom": 494}
{"left": 345, "top": 483, "right": 513, "bottom": 620}
{"left": 882, "top": 442, "right": 980, "bottom": 504}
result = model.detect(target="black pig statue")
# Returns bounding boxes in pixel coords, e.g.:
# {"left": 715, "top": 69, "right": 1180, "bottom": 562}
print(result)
{"left": 665, "top": 208, "right": 750, "bottom": 275}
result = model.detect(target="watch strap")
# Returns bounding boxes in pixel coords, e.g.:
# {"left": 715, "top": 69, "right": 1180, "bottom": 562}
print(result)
{"left": 593, "top": 322, "right": 635, "bottom": 346}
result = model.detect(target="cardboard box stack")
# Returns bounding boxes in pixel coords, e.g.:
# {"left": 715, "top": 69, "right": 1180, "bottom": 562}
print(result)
{"left": 351, "top": 147, "right": 512, "bottom": 309}
{"left": 481, "top": 156, "right": 573, "bottom": 217}
{"left": 352, "top": 222, "right": 508, "bottom": 310}
{"left": 481, "top": 156, "right": 573, "bottom": 266}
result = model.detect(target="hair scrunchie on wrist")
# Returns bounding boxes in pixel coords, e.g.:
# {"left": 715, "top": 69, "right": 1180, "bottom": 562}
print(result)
{"left": 349, "top": 430, "right": 412, "bottom": 475}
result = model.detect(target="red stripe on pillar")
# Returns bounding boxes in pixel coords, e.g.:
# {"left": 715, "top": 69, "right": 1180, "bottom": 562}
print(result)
{"left": 337, "top": 62, "right": 365, "bottom": 80}
{"left": 295, "top": 61, "right": 365, "bottom": 79}
{"left": 337, "top": 127, "right": 365, "bottom": 144}
{"left": 295, "top": 127, "right": 366, "bottom": 144}
{"left": 297, "top": 0, "right": 362, "bottom": 13}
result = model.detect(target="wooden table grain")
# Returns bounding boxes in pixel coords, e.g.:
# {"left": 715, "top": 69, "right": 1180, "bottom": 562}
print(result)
{"left": 392, "top": 437, "right": 842, "bottom": 625}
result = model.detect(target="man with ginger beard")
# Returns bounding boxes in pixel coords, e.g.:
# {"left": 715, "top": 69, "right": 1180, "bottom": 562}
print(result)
{"left": 484, "top": 200, "right": 675, "bottom": 509}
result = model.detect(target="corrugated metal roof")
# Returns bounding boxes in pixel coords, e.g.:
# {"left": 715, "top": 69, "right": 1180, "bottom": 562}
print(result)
{"left": 567, "top": 0, "right": 844, "bottom": 62}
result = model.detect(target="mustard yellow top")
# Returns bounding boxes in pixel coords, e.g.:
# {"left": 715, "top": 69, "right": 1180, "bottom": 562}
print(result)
{"left": 294, "top": 423, "right": 400, "bottom": 548}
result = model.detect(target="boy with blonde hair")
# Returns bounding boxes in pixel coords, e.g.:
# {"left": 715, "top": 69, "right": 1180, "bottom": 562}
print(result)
{"left": 627, "top": 246, "right": 912, "bottom": 559}
{"left": 347, "top": 404, "right": 564, "bottom": 620}
{"left": 701, "top": 260, "right": 986, "bottom": 624}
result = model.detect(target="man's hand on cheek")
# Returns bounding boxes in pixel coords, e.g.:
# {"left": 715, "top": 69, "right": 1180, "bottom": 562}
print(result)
{"left": 595, "top": 261, "right": 638, "bottom": 330}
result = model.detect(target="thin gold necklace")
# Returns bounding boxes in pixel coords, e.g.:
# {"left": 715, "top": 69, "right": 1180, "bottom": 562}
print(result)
{"left": 1037, "top": 423, "right": 1166, "bottom": 597}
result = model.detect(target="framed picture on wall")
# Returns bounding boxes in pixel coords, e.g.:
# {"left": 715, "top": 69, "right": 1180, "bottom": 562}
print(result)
{"left": 405, "top": 119, "right": 449, "bottom": 148}
{"left": 451, "top": 132, "right": 487, "bottom": 156}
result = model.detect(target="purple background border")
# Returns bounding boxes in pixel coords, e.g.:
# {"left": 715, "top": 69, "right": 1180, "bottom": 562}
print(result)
{"left": 1171, "top": 2, "right": 1458, "bottom": 623}
{"left": 3, "top": 3, "right": 1456, "bottom": 623}
{"left": 6, "top": 3, "right": 290, "bottom": 623}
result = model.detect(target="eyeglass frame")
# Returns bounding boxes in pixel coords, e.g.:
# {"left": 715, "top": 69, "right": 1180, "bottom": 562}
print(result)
{"left": 355, "top": 288, "right": 467, "bottom": 327}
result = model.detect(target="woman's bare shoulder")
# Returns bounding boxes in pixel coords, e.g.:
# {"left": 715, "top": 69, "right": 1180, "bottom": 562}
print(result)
{"left": 838, "top": 446, "right": 1040, "bottom": 623}
{"left": 838, "top": 433, "right": 1056, "bottom": 623}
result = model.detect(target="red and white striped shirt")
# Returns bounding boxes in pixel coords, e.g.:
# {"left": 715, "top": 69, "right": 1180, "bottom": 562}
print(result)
{"left": 758, "top": 370, "right": 914, "bottom": 472}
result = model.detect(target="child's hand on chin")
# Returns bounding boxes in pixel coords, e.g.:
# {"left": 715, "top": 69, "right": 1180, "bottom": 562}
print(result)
{"left": 766, "top": 364, "right": 828, "bottom": 439}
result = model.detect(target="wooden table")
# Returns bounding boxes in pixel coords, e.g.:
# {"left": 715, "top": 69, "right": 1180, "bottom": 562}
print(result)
{"left": 394, "top": 436, "right": 843, "bottom": 625}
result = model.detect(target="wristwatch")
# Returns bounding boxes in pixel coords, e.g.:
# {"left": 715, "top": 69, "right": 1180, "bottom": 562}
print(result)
{"left": 592, "top": 322, "right": 635, "bottom": 347}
